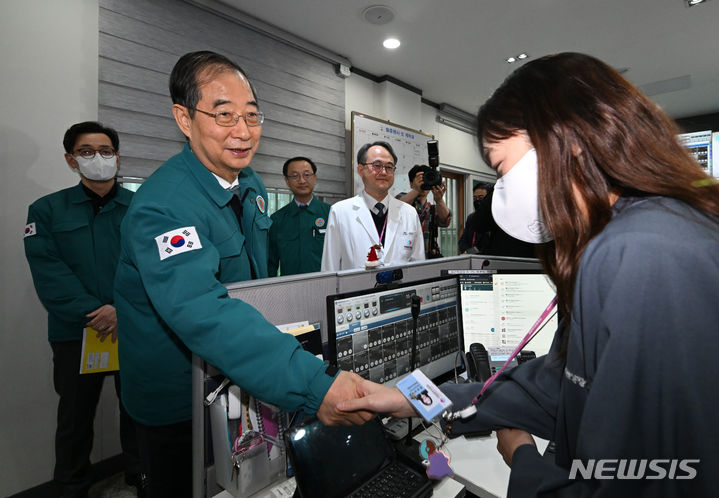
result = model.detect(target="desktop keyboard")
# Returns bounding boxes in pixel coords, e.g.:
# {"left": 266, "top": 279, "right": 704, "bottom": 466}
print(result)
{"left": 350, "top": 461, "right": 432, "bottom": 498}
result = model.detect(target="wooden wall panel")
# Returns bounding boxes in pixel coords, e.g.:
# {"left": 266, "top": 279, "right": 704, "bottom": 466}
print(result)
{"left": 99, "top": 0, "right": 347, "bottom": 196}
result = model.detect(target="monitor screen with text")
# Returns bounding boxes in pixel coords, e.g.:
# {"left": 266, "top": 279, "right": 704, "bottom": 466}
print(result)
{"left": 458, "top": 271, "right": 558, "bottom": 361}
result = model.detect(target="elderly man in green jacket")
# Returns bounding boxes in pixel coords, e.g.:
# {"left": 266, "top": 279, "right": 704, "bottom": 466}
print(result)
{"left": 24, "top": 121, "right": 140, "bottom": 497}
{"left": 114, "top": 51, "right": 370, "bottom": 495}
{"left": 268, "top": 156, "right": 331, "bottom": 276}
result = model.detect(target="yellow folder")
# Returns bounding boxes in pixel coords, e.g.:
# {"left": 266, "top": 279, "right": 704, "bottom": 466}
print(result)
{"left": 79, "top": 327, "right": 119, "bottom": 374}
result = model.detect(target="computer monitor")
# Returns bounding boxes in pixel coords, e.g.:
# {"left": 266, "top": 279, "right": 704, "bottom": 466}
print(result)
{"left": 326, "top": 276, "right": 464, "bottom": 386}
{"left": 453, "top": 269, "right": 558, "bottom": 362}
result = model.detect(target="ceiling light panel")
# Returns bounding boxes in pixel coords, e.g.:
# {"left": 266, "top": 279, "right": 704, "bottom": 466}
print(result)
{"left": 383, "top": 38, "right": 400, "bottom": 49}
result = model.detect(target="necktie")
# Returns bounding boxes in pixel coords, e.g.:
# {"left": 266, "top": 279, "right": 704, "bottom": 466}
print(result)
{"left": 372, "top": 202, "right": 387, "bottom": 245}
{"left": 298, "top": 204, "right": 308, "bottom": 210}
{"left": 227, "top": 186, "right": 243, "bottom": 226}
{"left": 227, "top": 186, "right": 256, "bottom": 280}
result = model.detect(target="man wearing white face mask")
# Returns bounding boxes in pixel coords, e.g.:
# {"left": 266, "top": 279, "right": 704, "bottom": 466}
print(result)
{"left": 24, "top": 121, "right": 141, "bottom": 497}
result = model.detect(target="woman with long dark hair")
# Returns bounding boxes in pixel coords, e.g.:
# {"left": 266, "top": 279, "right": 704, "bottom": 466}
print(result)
{"left": 340, "top": 52, "right": 719, "bottom": 496}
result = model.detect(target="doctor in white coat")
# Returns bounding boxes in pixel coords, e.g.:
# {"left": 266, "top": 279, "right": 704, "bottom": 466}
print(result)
{"left": 322, "top": 141, "right": 425, "bottom": 271}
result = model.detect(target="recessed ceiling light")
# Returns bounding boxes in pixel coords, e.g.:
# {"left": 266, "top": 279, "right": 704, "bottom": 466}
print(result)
{"left": 506, "top": 53, "right": 530, "bottom": 63}
{"left": 383, "top": 38, "right": 400, "bottom": 49}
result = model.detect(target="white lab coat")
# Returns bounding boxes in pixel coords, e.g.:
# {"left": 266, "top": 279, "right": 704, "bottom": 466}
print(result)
{"left": 321, "top": 193, "right": 425, "bottom": 271}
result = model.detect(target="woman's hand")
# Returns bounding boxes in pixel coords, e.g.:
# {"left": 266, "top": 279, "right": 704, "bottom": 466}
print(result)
{"left": 496, "top": 428, "right": 536, "bottom": 467}
{"left": 337, "top": 379, "right": 418, "bottom": 418}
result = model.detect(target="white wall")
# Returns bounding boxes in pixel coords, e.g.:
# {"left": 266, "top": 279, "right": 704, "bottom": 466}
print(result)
{"left": 0, "top": 1, "right": 121, "bottom": 495}
{"left": 345, "top": 74, "right": 381, "bottom": 128}
{"left": 377, "top": 80, "right": 422, "bottom": 131}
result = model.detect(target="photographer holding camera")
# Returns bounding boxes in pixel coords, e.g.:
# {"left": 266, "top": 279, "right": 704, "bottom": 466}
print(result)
{"left": 397, "top": 163, "right": 451, "bottom": 259}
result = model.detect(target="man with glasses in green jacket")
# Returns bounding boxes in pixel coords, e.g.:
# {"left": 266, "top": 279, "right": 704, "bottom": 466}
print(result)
{"left": 268, "top": 156, "right": 331, "bottom": 276}
{"left": 114, "top": 51, "right": 370, "bottom": 496}
{"left": 24, "top": 121, "right": 140, "bottom": 497}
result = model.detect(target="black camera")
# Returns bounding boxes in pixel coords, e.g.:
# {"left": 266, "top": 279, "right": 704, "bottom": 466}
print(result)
{"left": 421, "top": 140, "right": 442, "bottom": 190}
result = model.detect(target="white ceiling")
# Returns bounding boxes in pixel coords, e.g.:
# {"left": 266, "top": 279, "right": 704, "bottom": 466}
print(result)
{"left": 215, "top": 0, "right": 719, "bottom": 120}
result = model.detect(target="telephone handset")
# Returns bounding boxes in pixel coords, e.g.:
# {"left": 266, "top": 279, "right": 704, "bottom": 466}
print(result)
{"left": 517, "top": 350, "right": 536, "bottom": 364}
{"left": 466, "top": 343, "right": 491, "bottom": 382}
{"left": 466, "top": 343, "right": 537, "bottom": 382}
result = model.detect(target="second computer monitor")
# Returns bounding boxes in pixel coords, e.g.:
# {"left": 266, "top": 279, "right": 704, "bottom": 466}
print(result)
{"left": 456, "top": 270, "right": 559, "bottom": 361}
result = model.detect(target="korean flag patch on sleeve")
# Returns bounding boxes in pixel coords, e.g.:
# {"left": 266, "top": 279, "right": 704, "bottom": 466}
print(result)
{"left": 24, "top": 222, "right": 36, "bottom": 238}
{"left": 155, "top": 226, "right": 202, "bottom": 261}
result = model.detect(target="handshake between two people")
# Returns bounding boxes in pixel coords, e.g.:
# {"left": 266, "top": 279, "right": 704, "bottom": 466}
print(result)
{"left": 316, "top": 372, "right": 537, "bottom": 468}
{"left": 316, "top": 371, "right": 415, "bottom": 426}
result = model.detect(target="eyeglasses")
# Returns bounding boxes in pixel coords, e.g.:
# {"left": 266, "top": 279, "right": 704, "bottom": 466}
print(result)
{"left": 192, "top": 108, "right": 264, "bottom": 127}
{"left": 74, "top": 148, "right": 116, "bottom": 159}
{"left": 362, "top": 161, "right": 396, "bottom": 174}
{"left": 473, "top": 195, "right": 486, "bottom": 201}
{"left": 286, "top": 172, "right": 316, "bottom": 181}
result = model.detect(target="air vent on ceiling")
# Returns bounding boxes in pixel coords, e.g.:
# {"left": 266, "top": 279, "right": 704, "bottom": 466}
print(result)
{"left": 439, "top": 104, "right": 475, "bottom": 123}
{"left": 437, "top": 104, "right": 476, "bottom": 134}
{"left": 639, "top": 75, "right": 691, "bottom": 97}
{"left": 362, "top": 5, "right": 395, "bottom": 25}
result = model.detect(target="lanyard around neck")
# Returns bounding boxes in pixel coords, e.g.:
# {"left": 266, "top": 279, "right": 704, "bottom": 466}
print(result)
{"left": 378, "top": 213, "right": 388, "bottom": 246}
{"left": 473, "top": 296, "right": 558, "bottom": 402}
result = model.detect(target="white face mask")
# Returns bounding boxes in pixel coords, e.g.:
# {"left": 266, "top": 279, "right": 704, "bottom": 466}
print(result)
{"left": 75, "top": 155, "right": 117, "bottom": 181}
{"left": 491, "top": 148, "right": 552, "bottom": 243}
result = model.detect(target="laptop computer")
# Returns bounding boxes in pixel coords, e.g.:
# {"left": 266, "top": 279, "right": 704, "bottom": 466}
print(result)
{"left": 284, "top": 417, "right": 433, "bottom": 498}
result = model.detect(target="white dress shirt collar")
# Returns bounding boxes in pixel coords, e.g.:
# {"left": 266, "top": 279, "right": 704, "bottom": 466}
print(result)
{"left": 361, "top": 190, "right": 390, "bottom": 215}
{"left": 211, "top": 172, "right": 239, "bottom": 191}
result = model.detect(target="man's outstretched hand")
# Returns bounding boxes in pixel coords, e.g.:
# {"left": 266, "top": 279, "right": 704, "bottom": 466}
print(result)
{"left": 337, "top": 379, "right": 417, "bottom": 419}
{"left": 317, "top": 371, "right": 374, "bottom": 426}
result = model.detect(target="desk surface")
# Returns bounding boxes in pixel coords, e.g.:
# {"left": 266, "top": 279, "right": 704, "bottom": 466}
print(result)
{"left": 441, "top": 433, "right": 548, "bottom": 498}
{"left": 214, "top": 432, "right": 547, "bottom": 498}
{"left": 214, "top": 473, "right": 464, "bottom": 498}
